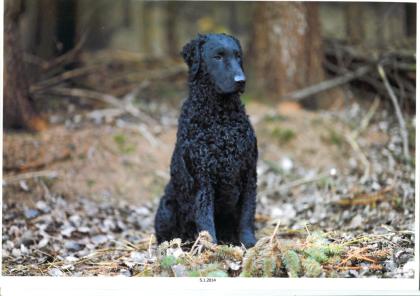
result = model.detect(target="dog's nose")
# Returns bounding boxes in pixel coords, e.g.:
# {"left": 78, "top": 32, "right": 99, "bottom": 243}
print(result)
{"left": 234, "top": 74, "right": 246, "bottom": 83}
{"left": 234, "top": 74, "right": 246, "bottom": 91}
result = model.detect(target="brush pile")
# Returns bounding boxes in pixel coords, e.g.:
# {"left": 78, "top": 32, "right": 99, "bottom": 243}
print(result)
{"left": 324, "top": 38, "right": 416, "bottom": 112}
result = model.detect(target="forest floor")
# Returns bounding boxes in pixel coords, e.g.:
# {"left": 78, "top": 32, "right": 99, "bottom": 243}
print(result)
{"left": 2, "top": 57, "right": 416, "bottom": 277}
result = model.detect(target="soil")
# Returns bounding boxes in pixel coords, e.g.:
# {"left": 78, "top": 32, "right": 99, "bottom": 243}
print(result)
{"left": 2, "top": 81, "right": 416, "bottom": 277}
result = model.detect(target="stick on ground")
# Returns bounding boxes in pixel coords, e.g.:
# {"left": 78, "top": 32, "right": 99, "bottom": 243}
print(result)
{"left": 283, "top": 66, "right": 371, "bottom": 101}
{"left": 378, "top": 65, "right": 410, "bottom": 161}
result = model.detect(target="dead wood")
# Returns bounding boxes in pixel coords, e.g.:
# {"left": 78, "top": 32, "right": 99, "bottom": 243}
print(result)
{"left": 378, "top": 65, "right": 410, "bottom": 161}
{"left": 283, "top": 66, "right": 371, "bottom": 101}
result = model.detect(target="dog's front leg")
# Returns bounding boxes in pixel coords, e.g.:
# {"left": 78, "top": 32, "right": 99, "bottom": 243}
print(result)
{"left": 239, "top": 170, "right": 257, "bottom": 248}
{"left": 194, "top": 184, "right": 217, "bottom": 244}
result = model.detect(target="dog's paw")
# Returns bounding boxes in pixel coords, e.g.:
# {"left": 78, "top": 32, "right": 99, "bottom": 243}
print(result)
{"left": 239, "top": 231, "right": 257, "bottom": 248}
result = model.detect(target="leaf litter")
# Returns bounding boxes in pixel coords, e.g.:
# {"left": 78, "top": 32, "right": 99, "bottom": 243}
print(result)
{"left": 2, "top": 101, "right": 415, "bottom": 278}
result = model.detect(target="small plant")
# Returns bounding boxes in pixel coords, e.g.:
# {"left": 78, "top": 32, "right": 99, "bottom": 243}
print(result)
{"left": 264, "top": 114, "right": 288, "bottom": 122}
{"left": 302, "top": 257, "right": 323, "bottom": 277}
{"left": 321, "top": 128, "right": 344, "bottom": 148}
{"left": 282, "top": 250, "right": 301, "bottom": 277}
{"left": 160, "top": 255, "right": 177, "bottom": 269}
{"left": 113, "top": 134, "right": 136, "bottom": 154}
{"left": 271, "top": 127, "right": 296, "bottom": 145}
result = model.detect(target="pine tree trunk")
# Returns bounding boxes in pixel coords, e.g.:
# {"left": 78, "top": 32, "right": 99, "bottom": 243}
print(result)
{"left": 345, "top": 3, "right": 364, "bottom": 45}
{"left": 252, "top": 2, "right": 324, "bottom": 101}
{"left": 166, "top": 2, "right": 179, "bottom": 58}
{"left": 4, "top": 0, "right": 47, "bottom": 131}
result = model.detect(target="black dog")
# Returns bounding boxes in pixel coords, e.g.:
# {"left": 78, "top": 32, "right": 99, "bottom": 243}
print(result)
{"left": 154, "top": 33, "right": 257, "bottom": 248}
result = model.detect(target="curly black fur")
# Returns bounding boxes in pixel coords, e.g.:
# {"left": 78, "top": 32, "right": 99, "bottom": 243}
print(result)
{"left": 154, "top": 33, "right": 258, "bottom": 248}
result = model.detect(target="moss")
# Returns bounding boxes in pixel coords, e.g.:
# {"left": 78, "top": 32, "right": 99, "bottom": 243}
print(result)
{"left": 321, "top": 128, "right": 344, "bottom": 148}
{"left": 302, "top": 257, "right": 323, "bottom": 277}
{"left": 263, "top": 257, "right": 275, "bottom": 277}
{"left": 271, "top": 127, "right": 296, "bottom": 145}
{"left": 282, "top": 250, "right": 301, "bottom": 277}
{"left": 160, "top": 255, "right": 177, "bottom": 269}
{"left": 264, "top": 114, "right": 288, "bottom": 122}
{"left": 304, "top": 247, "right": 328, "bottom": 264}
{"left": 240, "top": 247, "right": 259, "bottom": 277}
{"left": 113, "top": 134, "right": 136, "bottom": 154}
{"left": 86, "top": 179, "right": 96, "bottom": 188}
{"left": 325, "top": 244, "right": 344, "bottom": 256}
{"left": 213, "top": 245, "right": 243, "bottom": 261}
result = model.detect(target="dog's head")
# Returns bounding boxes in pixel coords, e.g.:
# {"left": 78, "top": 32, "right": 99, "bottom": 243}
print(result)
{"left": 181, "top": 33, "right": 246, "bottom": 95}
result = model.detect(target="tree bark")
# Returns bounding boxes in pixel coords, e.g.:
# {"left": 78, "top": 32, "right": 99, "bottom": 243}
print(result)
{"left": 251, "top": 2, "right": 324, "bottom": 101}
{"left": 4, "top": 0, "right": 47, "bottom": 131}
{"left": 166, "top": 2, "right": 179, "bottom": 58}
{"left": 345, "top": 3, "right": 364, "bottom": 45}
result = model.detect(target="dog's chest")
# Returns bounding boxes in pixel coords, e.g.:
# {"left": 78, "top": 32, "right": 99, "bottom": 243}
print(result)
{"left": 207, "top": 116, "right": 255, "bottom": 174}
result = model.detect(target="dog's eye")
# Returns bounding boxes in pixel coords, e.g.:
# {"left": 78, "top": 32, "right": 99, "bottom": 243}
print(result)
{"left": 214, "top": 55, "right": 223, "bottom": 60}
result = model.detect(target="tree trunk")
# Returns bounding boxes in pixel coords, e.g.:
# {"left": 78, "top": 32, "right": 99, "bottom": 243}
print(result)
{"left": 4, "top": 0, "right": 47, "bottom": 131}
{"left": 166, "top": 2, "right": 179, "bottom": 58}
{"left": 251, "top": 2, "right": 324, "bottom": 101}
{"left": 345, "top": 3, "right": 364, "bottom": 45}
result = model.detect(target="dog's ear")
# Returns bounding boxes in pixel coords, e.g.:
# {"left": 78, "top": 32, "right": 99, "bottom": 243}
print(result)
{"left": 181, "top": 34, "right": 204, "bottom": 79}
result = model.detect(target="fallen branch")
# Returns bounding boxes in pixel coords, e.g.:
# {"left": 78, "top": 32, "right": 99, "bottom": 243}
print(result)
{"left": 4, "top": 170, "right": 59, "bottom": 184}
{"left": 29, "top": 65, "right": 105, "bottom": 93}
{"left": 276, "top": 173, "right": 330, "bottom": 192}
{"left": 283, "top": 66, "right": 371, "bottom": 101}
{"left": 378, "top": 65, "right": 410, "bottom": 161}
{"left": 40, "top": 33, "right": 87, "bottom": 72}
{"left": 3, "top": 150, "right": 72, "bottom": 173}
{"left": 345, "top": 133, "right": 370, "bottom": 182}
{"left": 335, "top": 186, "right": 393, "bottom": 206}
{"left": 353, "top": 97, "right": 380, "bottom": 138}
{"left": 122, "top": 122, "right": 161, "bottom": 148}
{"left": 41, "top": 87, "right": 157, "bottom": 125}
{"left": 86, "top": 108, "right": 125, "bottom": 123}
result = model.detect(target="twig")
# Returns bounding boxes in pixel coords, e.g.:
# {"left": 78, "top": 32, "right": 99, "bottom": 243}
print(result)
{"left": 343, "top": 98, "right": 380, "bottom": 182}
{"left": 86, "top": 108, "right": 125, "bottom": 123}
{"left": 122, "top": 81, "right": 151, "bottom": 103}
{"left": 345, "top": 133, "right": 370, "bottom": 182}
{"left": 335, "top": 186, "right": 393, "bottom": 206}
{"left": 148, "top": 234, "right": 154, "bottom": 259}
{"left": 41, "top": 33, "right": 87, "bottom": 72}
{"left": 378, "top": 65, "right": 410, "bottom": 161}
{"left": 43, "top": 87, "right": 157, "bottom": 125}
{"left": 40, "top": 180, "right": 52, "bottom": 200}
{"left": 276, "top": 173, "right": 329, "bottom": 192}
{"left": 270, "top": 219, "right": 281, "bottom": 243}
{"left": 23, "top": 53, "right": 49, "bottom": 68}
{"left": 283, "top": 66, "right": 371, "bottom": 101}
{"left": 189, "top": 235, "right": 201, "bottom": 255}
{"left": 122, "top": 122, "right": 161, "bottom": 148}
{"left": 4, "top": 170, "right": 59, "bottom": 184}
{"left": 353, "top": 97, "right": 380, "bottom": 138}
{"left": 138, "top": 124, "right": 159, "bottom": 147}
{"left": 29, "top": 65, "right": 105, "bottom": 93}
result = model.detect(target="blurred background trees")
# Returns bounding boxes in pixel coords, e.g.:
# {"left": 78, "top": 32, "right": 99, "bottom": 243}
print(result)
{"left": 4, "top": 0, "right": 47, "bottom": 131}
{"left": 3, "top": 0, "right": 416, "bottom": 130}
{"left": 251, "top": 2, "right": 324, "bottom": 102}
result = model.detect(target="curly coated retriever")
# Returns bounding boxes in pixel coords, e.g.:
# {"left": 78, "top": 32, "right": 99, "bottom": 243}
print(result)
{"left": 154, "top": 33, "right": 257, "bottom": 248}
